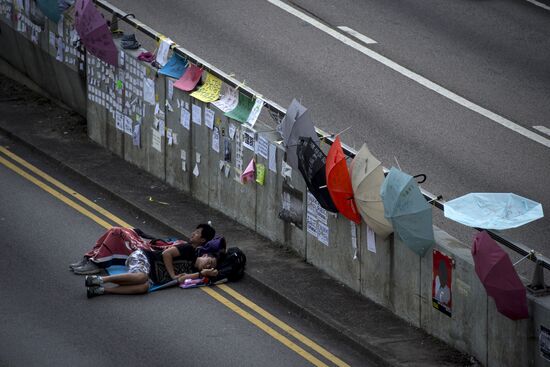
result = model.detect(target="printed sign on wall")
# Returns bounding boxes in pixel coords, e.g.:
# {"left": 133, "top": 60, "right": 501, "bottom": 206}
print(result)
{"left": 432, "top": 250, "right": 453, "bottom": 317}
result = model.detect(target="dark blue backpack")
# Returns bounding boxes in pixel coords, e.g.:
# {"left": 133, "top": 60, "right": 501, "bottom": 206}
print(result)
{"left": 214, "top": 247, "right": 246, "bottom": 282}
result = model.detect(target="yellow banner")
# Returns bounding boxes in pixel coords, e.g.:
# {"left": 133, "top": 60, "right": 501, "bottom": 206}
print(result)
{"left": 191, "top": 73, "right": 222, "bottom": 103}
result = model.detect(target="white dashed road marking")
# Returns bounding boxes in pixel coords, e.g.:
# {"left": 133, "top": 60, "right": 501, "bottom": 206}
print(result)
{"left": 533, "top": 126, "right": 550, "bottom": 137}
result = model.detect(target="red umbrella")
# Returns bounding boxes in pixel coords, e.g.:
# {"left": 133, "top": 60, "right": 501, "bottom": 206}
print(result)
{"left": 326, "top": 136, "right": 361, "bottom": 223}
{"left": 74, "top": 0, "right": 118, "bottom": 67}
{"left": 472, "top": 231, "right": 528, "bottom": 320}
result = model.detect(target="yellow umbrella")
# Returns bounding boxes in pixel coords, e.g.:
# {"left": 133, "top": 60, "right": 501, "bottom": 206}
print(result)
{"left": 350, "top": 144, "right": 393, "bottom": 238}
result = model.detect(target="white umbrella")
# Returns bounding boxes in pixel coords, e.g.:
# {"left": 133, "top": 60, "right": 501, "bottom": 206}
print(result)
{"left": 350, "top": 144, "right": 393, "bottom": 238}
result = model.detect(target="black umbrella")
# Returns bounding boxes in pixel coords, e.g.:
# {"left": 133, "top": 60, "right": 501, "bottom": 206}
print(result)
{"left": 297, "top": 137, "right": 338, "bottom": 213}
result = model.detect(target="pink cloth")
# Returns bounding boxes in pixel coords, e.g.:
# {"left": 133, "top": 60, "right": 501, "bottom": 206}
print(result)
{"left": 85, "top": 227, "right": 178, "bottom": 266}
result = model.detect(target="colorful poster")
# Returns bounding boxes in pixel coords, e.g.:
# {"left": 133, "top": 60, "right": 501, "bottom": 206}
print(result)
{"left": 224, "top": 92, "right": 254, "bottom": 123}
{"left": 432, "top": 250, "right": 453, "bottom": 317}
{"left": 159, "top": 54, "right": 188, "bottom": 79}
{"left": 191, "top": 73, "right": 222, "bottom": 103}
{"left": 174, "top": 64, "right": 203, "bottom": 91}
{"left": 255, "top": 163, "right": 266, "bottom": 185}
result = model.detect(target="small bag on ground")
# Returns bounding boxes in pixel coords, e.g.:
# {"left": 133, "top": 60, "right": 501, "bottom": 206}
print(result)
{"left": 212, "top": 247, "right": 246, "bottom": 283}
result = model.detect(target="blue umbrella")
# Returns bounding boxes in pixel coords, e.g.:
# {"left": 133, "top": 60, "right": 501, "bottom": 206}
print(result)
{"left": 37, "top": 0, "right": 62, "bottom": 23}
{"left": 380, "top": 167, "right": 434, "bottom": 256}
{"left": 444, "top": 193, "right": 543, "bottom": 230}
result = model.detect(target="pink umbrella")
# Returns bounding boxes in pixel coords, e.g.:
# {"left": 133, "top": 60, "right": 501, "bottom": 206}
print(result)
{"left": 472, "top": 231, "right": 529, "bottom": 320}
{"left": 74, "top": 0, "right": 118, "bottom": 67}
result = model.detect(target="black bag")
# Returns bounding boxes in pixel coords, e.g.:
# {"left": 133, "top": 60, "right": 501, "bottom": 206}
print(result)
{"left": 214, "top": 247, "right": 246, "bottom": 283}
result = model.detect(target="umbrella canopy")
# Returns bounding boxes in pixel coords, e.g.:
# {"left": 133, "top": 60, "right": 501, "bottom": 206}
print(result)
{"left": 37, "top": 0, "right": 62, "bottom": 23}
{"left": 444, "top": 193, "right": 543, "bottom": 230}
{"left": 297, "top": 137, "right": 337, "bottom": 213}
{"left": 472, "top": 231, "right": 529, "bottom": 320}
{"left": 281, "top": 99, "right": 307, "bottom": 142}
{"left": 281, "top": 99, "right": 319, "bottom": 170}
{"left": 326, "top": 136, "right": 361, "bottom": 223}
{"left": 74, "top": 0, "right": 118, "bottom": 67}
{"left": 380, "top": 167, "right": 434, "bottom": 256}
{"left": 350, "top": 144, "right": 393, "bottom": 238}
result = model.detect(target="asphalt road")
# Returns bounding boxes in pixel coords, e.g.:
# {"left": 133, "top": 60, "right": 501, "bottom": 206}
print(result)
{"left": 0, "top": 136, "right": 375, "bottom": 367}
{"left": 105, "top": 0, "right": 550, "bottom": 254}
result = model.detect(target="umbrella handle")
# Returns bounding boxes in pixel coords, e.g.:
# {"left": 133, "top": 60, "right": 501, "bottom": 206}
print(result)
{"left": 413, "top": 174, "right": 427, "bottom": 184}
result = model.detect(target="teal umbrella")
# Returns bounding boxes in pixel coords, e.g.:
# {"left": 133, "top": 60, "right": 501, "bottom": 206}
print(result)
{"left": 380, "top": 167, "right": 434, "bottom": 256}
{"left": 37, "top": 0, "right": 62, "bottom": 23}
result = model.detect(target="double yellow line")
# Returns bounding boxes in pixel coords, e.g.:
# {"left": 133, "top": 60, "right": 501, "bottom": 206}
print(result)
{"left": 0, "top": 145, "right": 350, "bottom": 367}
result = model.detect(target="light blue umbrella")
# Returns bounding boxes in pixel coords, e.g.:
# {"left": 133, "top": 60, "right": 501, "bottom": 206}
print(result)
{"left": 37, "top": 0, "right": 62, "bottom": 23}
{"left": 444, "top": 193, "right": 543, "bottom": 230}
{"left": 380, "top": 167, "right": 434, "bottom": 256}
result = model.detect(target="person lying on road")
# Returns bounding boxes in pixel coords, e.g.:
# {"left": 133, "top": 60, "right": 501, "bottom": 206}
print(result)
{"left": 84, "top": 243, "right": 219, "bottom": 298}
{"left": 69, "top": 223, "right": 217, "bottom": 274}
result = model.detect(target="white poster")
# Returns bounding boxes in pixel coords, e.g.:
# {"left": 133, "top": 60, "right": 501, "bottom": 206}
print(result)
{"left": 212, "top": 127, "right": 220, "bottom": 153}
{"left": 268, "top": 144, "right": 277, "bottom": 173}
{"left": 246, "top": 97, "right": 264, "bottom": 128}
{"left": 181, "top": 108, "right": 190, "bottom": 130}
{"left": 143, "top": 78, "right": 155, "bottom": 105}
{"left": 156, "top": 37, "right": 172, "bottom": 66}
{"left": 256, "top": 136, "right": 269, "bottom": 159}
{"left": 212, "top": 85, "right": 239, "bottom": 112}
{"left": 367, "top": 225, "right": 377, "bottom": 254}
{"left": 192, "top": 103, "right": 202, "bottom": 125}
{"left": 151, "top": 128, "right": 162, "bottom": 152}
{"left": 205, "top": 108, "right": 215, "bottom": 129}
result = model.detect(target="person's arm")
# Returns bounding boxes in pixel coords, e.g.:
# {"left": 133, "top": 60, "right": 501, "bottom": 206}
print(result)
{"left": 162, "top": 246, "right": 181, "bottom": 280}
{"left": 176, "top": 268, "right": 218, "bottom": 283}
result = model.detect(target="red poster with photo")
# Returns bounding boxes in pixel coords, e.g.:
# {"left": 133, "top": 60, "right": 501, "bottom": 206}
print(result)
{"left": 432, "top": 250, "right": 453, "bottom": 317}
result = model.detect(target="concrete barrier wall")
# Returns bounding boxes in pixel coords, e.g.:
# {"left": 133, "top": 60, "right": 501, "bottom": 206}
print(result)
{"left": 0, "top": 8, "right": 86, "bottom": 115}
{"left": 2, "top": 8, "right": 549, "bottom": 366}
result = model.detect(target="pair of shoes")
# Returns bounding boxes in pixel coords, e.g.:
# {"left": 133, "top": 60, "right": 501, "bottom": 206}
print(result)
{"left": 85, "top": 275, "right": 103, "bottom": 287}
{"left": 87, "top": 286, "right": 105, "bottom": 299}
{"left": 73, "top": 261, "right": 101, "bottom": 275}
{"left": 121, "top": 34, "right": 140, "bottom": 49}
{"left": 69, "top": 257, "right": 88, "bottom": 271}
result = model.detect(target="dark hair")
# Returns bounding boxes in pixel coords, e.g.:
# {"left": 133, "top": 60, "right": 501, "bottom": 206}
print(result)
{"left": 196, "top": 223, "right": 215, "bottom": 242}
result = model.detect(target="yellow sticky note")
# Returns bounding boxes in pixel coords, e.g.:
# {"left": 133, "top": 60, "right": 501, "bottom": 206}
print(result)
{"left": 255, "top": 163, "right": 266, "bottom": 185}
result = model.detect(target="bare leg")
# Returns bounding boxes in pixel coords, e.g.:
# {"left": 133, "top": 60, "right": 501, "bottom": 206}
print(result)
{"left": 102, "top": 272, "right": 148, "bottom": 286}
{"left": 104, "top": 283, "right": 149, "bottom": 295}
